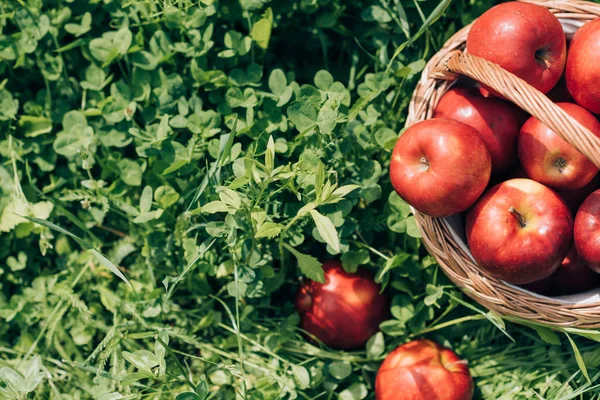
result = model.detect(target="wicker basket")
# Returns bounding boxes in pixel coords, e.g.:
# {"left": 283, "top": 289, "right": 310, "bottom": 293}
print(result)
{"left": 408, "top": 0, "right": 600, "bottom": 328}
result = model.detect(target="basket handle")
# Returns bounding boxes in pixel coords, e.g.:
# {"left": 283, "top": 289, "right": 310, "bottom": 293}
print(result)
{"left": 441, "top": 51, "right": 600, "bottom": 168}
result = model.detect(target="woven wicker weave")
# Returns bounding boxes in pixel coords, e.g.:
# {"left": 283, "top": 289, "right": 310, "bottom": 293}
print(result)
{"left": 407, "top": 0, "right": 600, "bottom": 327}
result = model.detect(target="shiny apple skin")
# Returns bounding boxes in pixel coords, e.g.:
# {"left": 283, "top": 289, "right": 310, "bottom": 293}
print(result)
{"left": 295, "top": 260, "right": 387, "bottom": 350}
{"left": 566, "top": 20, "right": 600, "bottom": 114}
{"left": 518, "top": 103, "right": 600, "bottom": 191}
{"left": 390, "top": 118, "right": 492, "bottom": 218}
{"left": 466, "top": 179, "right": 573, "bottom": 284}
{"left": 506, "top": 166, "right": 599, "bottom": 214}
{"left": 434, "top": 87, "right": 525, "bottom": 174}
{"left": 555, "top": 247, "right": 600, "bottom": 295}
{"left": 466, "top": 2, "right": 566, "bottom": 94}
{"left": 375, "top": 340, "right": 473, "bottom": 400}
{"left": 575, "top": 190, "right": 600, "bottom": 273}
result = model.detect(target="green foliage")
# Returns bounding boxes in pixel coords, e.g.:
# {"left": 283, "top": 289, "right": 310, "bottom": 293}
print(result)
{"left": 2, "top": 0, "right": 600, "bottom": 399}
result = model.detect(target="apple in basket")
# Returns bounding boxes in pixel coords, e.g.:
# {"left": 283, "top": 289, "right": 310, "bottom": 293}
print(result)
{"left": 466, "top": 179, "right": 573, "bottom": 284}
{"left": 390, "top": 118, "right": 492, "bottom": 218}
{"left": 575, "top": 190, "right": 600, "bottom": 273}
{"left": 518, "top": 102, "right": 600, "bottom": 191}
{"left": 434, "top": 87, "right": 526, "bottom": 174}
{"left": 295, "top": 260, "right": 387, "bottom": 350}
{"left": 466, "top": 2, "right": 566, "bottom": 94}
{"left": 375, "top": 340, "right": 473, "bottom": 400}
{"left": 522, "top": 247, "right": 600, "bottom": 295}
{"left": 557, "top": 174, "right": 600, "bottom": 214}
{"left": 504, "top": 165, "right": 600, "bottom": 215}
{"left": 567, "top": 19, "right": 600, "bottom": 114}
{"left": 554, "top": 247, "right": 600, "bottom": 295}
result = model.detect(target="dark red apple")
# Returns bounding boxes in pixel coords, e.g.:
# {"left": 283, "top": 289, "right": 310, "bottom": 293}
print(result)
{"left": 554, "top": 247, "right": 600, "bottom": 295}
{"left": 520, "top": 275, "right": 554, "bottom": 296}
{"left": 466, "top": 2, "right": 566, "bottom": 94}
{"left": 518, "top": 102, "right": 600, "bottom": 190}
{"left": 547, "top": 75, "right": 573, "bottom": 104}
{"left": 390, "top": 118, "right": 491, "bottom": 217}
{"left": 375, "top": 340, "right": 473, "bottom": 400}
{"left": 295, "top": 260, "right": 387, "bottom": 349}
{"left": 434, "top": 87, "right": 525, "bottom": 174}
{"left": 520, "top": 247, "right": 600, "bottom": 295}
{"left": 466, "top": 179, "right": 573, "bottom": 284}
{"left": 575, "top": 190, "right": 600, "bottom": 273}
{"left": 557, "top": 174, "right": 600, "bottom": 214}
{"left": 566, "top": 19, "right": 600, "bottom": 114}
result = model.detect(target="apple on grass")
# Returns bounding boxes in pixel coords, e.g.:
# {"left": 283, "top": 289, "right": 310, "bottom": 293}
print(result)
{"left": 575, "top": 190, "right": 600, "bottom": 273}
{"left": 295, "top": 260, "right": 387, "bottom": 350}
{"left": 375, "top": 340, "right": 473, "bottom": 400}
{"left": 466, "top": 179, "right": 573, "bottom": 284}
{"left": 518, "top": 102, "right": 600, "bottom": 191}
{"left": 567, "top": 19, "right": 600, "bottom": 114}
{"left": 434, "top": 87, "right": 526, "bottom": 174}
{"left": 390, "top": 118, "right": 491, "bottom": 218}
{"left": 466, "top": 2, "right": 566, "bottom": 95}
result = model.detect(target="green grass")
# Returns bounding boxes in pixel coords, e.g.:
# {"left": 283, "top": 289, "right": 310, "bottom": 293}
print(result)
{"left": 1, "top": 0, "right": 600, "bottom": 398}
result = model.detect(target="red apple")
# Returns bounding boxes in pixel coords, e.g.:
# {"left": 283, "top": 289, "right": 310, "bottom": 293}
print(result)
{"left": 390, "top": 119, "right": 491, "bottom": 217}
{"left": 547, "top": 75, "right": 573, "bottom": 104}
{"left": 375, "top": 340, "right": 473, "bottom": 400}
{"left": 295, "top": 260, "right": 387, "bottom": 349}
{"left": 566, "top": 19, "right": 600, "bottom": 114}
{"left": 557, "top": 174, "right": 600, "bottom": 214}
{"left": 518, "top": 102, "right": 600, "bottom": 190}
{"left": 466, "top": 2, "right": 566, "bottom": 94}
{"left": 466, "top": 179, "right": 573, "bottom": 284}
{"left": 575, "top": 190, "right": 600, "bottom": 273}
{"left": 520, "top": 247, "right": 600, "bottom": 295}
{"left": 520, "top": 274, "right": 554, "bottom": 296}
{"left": 554, "top": 247, "right": 600, "bottom": 295}
{"left": 434, "top": 87, "right": 526, "bottom": 174}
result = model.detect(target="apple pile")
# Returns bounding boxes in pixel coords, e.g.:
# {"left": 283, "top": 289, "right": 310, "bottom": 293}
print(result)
{"left": 391, "top": 2, "right": 600, "bottom": 296}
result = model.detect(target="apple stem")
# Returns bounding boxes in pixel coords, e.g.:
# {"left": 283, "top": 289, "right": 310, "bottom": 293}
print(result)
{"left": 509, "top": 207, "right": 527, "bottom": 228}
{"left": 445, "top": 359, "right": 469, "bottom": 368}
{"left": 555, "top": 157, "right": 567, "bottom": 173}
{"left": 535, "top": 48, "right": 552, "bottom": 70}
{"left": 420, "top": 156, "right": 430, "bottom": 170}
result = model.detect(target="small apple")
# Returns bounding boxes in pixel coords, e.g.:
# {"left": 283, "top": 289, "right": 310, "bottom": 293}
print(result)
{"left": 520, "top": 274, "right": 554, "bottom": 296}
{"left": 295, "top": 260, "right": 387, "bottom": 349}
{"left": 375, "top": 339, "right": 473, "bottom": 400}
{"left": 518, "top": 102, "right": 600, "bottom": 191}
{"left": 466, "top": 2, "right": 566, "bottom": 94}
{"left": 575, "top": 190, "right": 600, "bottom": 273}
{"left": 466, "top": 179, "right": 573, "bottom": 284}
{"left": 390, "top": 118, "right": 491, "bottom": 217}
{"left": 520, "top": 247, "right": 600, "bottom": 295}
{"left": 566, "top": 19, "right": 600, "bottom": 114}
{"left": 554, "top": 247, "right": 600, "bottom": 295}
{"left": 547, "top": 75, "right": 573, "bottom": 104}
{"left": 557, "top": 174, "right": 600, "bottom": 214}
{"left": 434, "top": 87, "right": 525, "bottom": 174}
